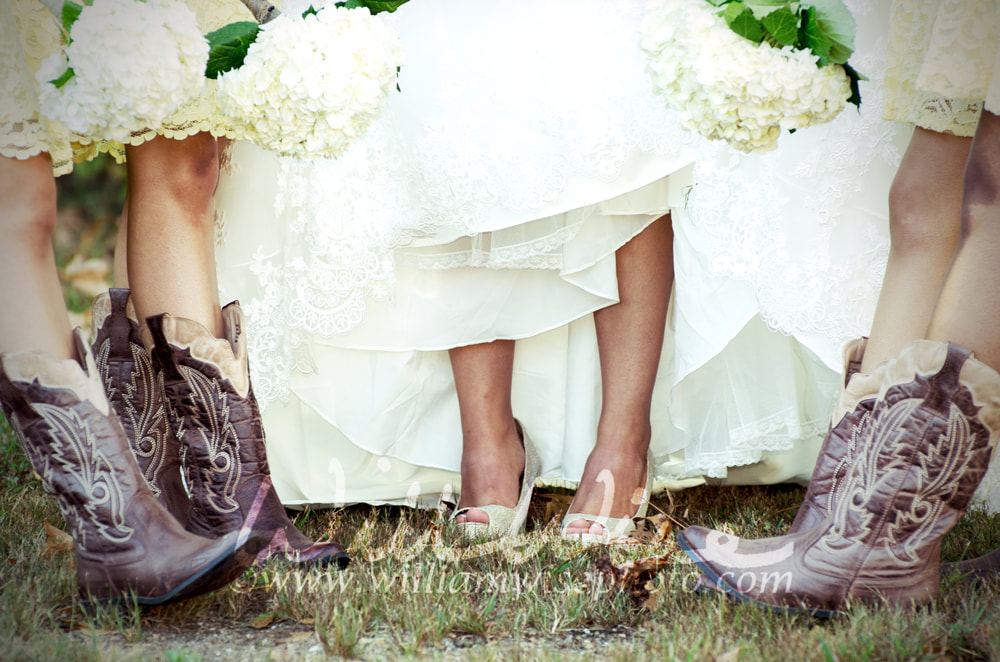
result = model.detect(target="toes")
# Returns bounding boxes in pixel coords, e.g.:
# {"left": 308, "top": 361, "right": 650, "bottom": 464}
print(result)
{"left": 457, "top": 508, "right": 490, "bottom": 525}
{"left": 564, "top": 518, "right": 606, "bottom": 536}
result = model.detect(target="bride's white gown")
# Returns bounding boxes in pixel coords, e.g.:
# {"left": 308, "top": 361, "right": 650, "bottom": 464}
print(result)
{"left": 212, "top": 0, "right": 1000, "bottom": 511}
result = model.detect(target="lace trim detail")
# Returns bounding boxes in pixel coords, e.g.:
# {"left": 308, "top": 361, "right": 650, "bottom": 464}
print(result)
{"left": 65, "top": 0, "right": 251, "bottom": 156}
{"left": 683, "top": 412, "right": 828, "bottom": 479}
{"left": 882, "top": 0, "right": 994, "bottom": 136}
{"left": 2, "top": 1, "right": 75, "bottom": 174}
{"left": 396, "top": 224, "right": 583, "bottom": 271}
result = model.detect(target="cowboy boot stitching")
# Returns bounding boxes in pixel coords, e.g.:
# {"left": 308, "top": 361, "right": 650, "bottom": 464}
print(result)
{"left": 11, "top": 404, "right": 134, "bottom": 546}
{"left": 176, "top": 364, "right": 242, "bottom": 514}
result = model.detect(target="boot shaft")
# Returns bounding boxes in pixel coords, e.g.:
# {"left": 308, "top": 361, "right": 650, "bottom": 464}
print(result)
{"left": 792, "top": 337, "right": 877, "bottom": 532}
{"left": 0, "top": 332, "right": 143, "bottom": 553}
{"left": 140, "top": 304, "right": 348, "bottom": 565}
{"left": 143, "top": 303, "right": 271, "bottom": 535}
{"left": 824, "top": 344, "right": 997, "bottom": 566}
{"left": 0, "top": 329, "right": 263, "bottom": 604}
{"left": 91, "top": 289, "right": 178, "bottom": 500}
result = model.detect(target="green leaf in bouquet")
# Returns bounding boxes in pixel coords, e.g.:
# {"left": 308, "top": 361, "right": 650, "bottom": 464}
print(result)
{"left": 61, "top": 1, "right": 84, "bottom": 33}
{"left": 842, "top": 62, "right": 866, "bottom": 108}
{"left": 742, "top": 0, "right": 799, "bottom": 19}
{"left": 799, "top": 7, "right": 827, "bottom": 64}
{"left": 704, "top": 0, "right": 733, "bottom": 6}
{"left": 802, "top": 0, "right": 855, "bottom": 64}
{"left": 335, "top": 0, "right": 409, "bottom": 13}
{"left": 761, "top": 6, "right": 799, "bottom": 46}
{"left": 722, "top": 2, "right": 764, "bottom": 43}
{"left": 51, "top": 66, "right": 75, "bottom": 90}
{"left": 204, "top": 21, "right": 260, "bottom": 79}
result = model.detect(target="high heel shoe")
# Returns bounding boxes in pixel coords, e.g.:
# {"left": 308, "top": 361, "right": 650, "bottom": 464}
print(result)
{"left": 452, "top": 421, "right": 541, "bottom": 541}
{"left": 560, "top": 449, "right": 654, "bottom": 544}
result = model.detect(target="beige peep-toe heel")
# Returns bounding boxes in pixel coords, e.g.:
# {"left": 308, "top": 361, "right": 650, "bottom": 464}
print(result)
{"left": 561, "top": 449, "right": 654, "bottom": 545}
{"left": 452, "top": 422, "right": 541, "bottom": 541}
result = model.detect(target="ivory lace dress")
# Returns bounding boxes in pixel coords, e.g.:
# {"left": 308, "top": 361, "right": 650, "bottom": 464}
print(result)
{"left": 884, "top": 0, "right": 999, "bottom": 134}
{"left": 214, "top": 0, "right": 919, "bottom": 507}
{"left": 2, "top": 0, "right": 77, "bottom": 174}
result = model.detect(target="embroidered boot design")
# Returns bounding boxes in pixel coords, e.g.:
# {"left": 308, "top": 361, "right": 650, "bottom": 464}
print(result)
{"left": 91, "top": 289, "right": 190, "bottom": 523}
{"left": 0, "top": 330, "right": 262, "bottom": 605}
{"left": 146, "top": 302, "right": 349, "bottom": 567}
{"left": 677, "top": 341, "right": 999, "bottom": 616}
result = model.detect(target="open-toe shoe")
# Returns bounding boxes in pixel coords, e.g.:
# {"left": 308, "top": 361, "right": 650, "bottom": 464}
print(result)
{"left": 452, "top": 421, "right": 540, "bottom": 541}
{"left": 560, "top": 449, "right": 654, "bottom": 545}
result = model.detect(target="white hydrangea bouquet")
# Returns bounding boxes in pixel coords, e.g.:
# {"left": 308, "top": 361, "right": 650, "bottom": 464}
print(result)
{"left": 35, "top": 0, "right": 209, "bottom": 142}
{"left": 211, "top": 0, "right": 405, "bottom": 159}
{"left": 639, "top": 0, "right": 862, "bottom": 153}
{"left": 35, "top": 0, "right": 405, "bottom": 158}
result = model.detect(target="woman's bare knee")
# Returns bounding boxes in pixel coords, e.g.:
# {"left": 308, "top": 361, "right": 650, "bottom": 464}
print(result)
{"left": 126, "top": 133, "right": 221, "bottom": 204}
{"left": 0, "top": 156, "right": 58, "bottom": 253}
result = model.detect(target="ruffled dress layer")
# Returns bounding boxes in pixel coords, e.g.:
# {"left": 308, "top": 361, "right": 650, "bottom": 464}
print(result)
{"left": 214, "top": 0, "right": 940, "bottom": 508}
{"left": 2, "top": 0, "right": 76, "bottom": 175}
{"left": 883, "top": 0, "right": 1000, "bottom": 134}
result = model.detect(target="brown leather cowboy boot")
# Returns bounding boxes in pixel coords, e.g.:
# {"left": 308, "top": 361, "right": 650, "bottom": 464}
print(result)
{"left": 946, "top": 547, "right": 1000, "bottom": 579}
{"left": 677, "top": 341, "right": 1000, "bottom": 617}
{"left": 0, "top": 330, "right": 263, "bottom": 606}
{"left": 690, "top": 339, "right": 882, "bottom": 594}
{"left": 786, "top": 337, "right": 876, "bottom": 533}
{"left": 143, "top": 302, "right": 349, "bottom": 567}
{"left": 91, "top": 289, "right": 190, "bottom": 525}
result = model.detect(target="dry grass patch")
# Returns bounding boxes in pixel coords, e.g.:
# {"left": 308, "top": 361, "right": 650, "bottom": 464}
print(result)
{"left": 2, "top": 421, "right": 1000, "bottom": 660}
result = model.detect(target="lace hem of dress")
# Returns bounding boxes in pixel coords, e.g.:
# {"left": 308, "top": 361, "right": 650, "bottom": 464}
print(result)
{"left": 883, "top": 95, "right": 982, "bottom": 137}
{"left": 77, "top": 95, "right": 240, "bottom": 161}
{"left": 1, "top": 120, "right": 75, "bottom": 176}
{"left": 682, "top": 414, "right": 828, "bottom": 479}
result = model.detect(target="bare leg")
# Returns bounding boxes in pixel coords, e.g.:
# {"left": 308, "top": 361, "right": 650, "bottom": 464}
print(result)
{"left": 450, "top": 340, "right": 524, "bottom": 526}
{"left": 113, "top": 202, "right": 129, "bottom": 288}
{"left": 564, "top": 215, "right": 672, "bottom": 535}
{"left": 125, "top": 133, "right": 222, "bottom": 335}
{"left": 927, "top": 111, "right": 1000, "bottom": 368}
{"left": 0, "top": 154, "right": 72, "bottom": 358}
{"left": 861, "top": 128, "right": 970, "bottom": 371}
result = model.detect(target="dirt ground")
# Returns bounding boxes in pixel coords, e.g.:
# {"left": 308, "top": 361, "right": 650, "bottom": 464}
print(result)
{"left": 64, "top": 616, "right": 640, "bottom": 661}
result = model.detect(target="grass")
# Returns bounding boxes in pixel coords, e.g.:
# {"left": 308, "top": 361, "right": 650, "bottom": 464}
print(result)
{"left": 2, "top": 418, "right": 999, "bottom": 661}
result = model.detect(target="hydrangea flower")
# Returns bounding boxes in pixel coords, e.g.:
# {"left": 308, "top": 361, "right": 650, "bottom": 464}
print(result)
{"left": 639, "top": 0, "right": 851, "bottom": 152}
{"left": 216, "top": 5, "right": 404, "bottom": 160}
{"left": 36, "top": 0, "right": 209, "bottom": 142}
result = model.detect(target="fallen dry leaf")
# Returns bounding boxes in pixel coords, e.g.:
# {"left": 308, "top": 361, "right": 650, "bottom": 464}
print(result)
{"left": 250, "top": 612, "right": 275, "bottom": 629}
{"left": 42, "top": 522, "right": 74, "bottom": 558}
{"left": 627, "top": 513, "right": 674, "bottom": 543}
{"left": 595, "top": 553, "right": 672, "bottom": 609}
{"left": 533, "top": 492, "right": 574, "bottom": 526}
